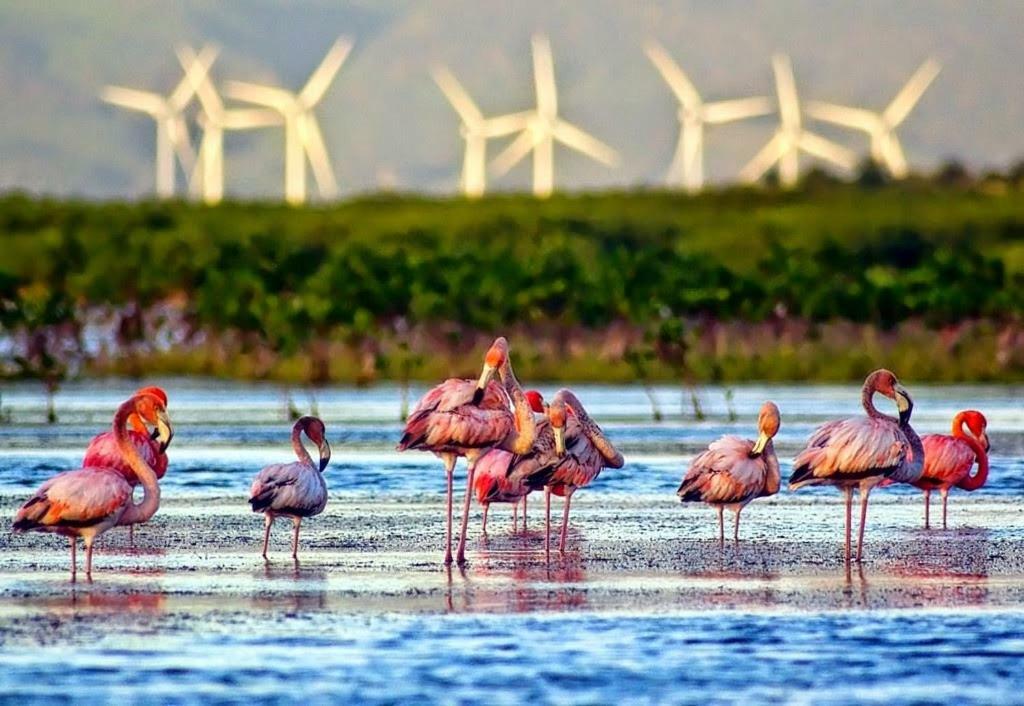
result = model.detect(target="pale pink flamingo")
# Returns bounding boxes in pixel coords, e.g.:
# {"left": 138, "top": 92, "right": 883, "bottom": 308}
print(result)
{"left": 474, "top": 390, "right": 554, "bottom": 535}
{"left": 82, "top": 385, "right": 172, "bottom": 543}
{"left": 12, "top": 392, "right": 171, "bottom": 580}
{"left": 249, "top": 416, "right": 332, "bottom": 559}
{"left": 544, "top": 388, "right": 624, "bottom": 554}
{"left": 913, "top": 410, "right": 990, "bottom": 529}
{"left": 677, "top": 401, "right": 782, "bottom": 542}
{"left": 397, "top": 337, "right": 537, "bottom": 564}
{"left": 789, "top": 369, "right": 924, "bottom": 564}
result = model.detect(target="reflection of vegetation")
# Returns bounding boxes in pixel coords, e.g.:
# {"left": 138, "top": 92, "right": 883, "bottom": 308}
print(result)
{"left": 1, "top": 177, "right": 1024, "bottom": 384}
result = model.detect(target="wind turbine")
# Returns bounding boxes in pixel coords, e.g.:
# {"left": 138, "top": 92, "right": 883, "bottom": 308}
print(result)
{"left": 432, "top": 66, "right": 533, "bottom": 198}
{"left": 806, "top": 59, "right": 941, "bottom": 179}
{"left": 739, "top": 54, "right": 856, "bottom": 188}
{"left": 177, "top": 45, "right": 281, "bottom": 204}
{"left": 102, "top": 52, "right": 213, "bottom": 197}
{"left": 645, "top": 41, "right": 772, "bottom": 192}
{"left": 226, "top": 38, "right": 351, "bottom": 204}
{"left": 489, "top": 35, "right": 618, "bottom": 198}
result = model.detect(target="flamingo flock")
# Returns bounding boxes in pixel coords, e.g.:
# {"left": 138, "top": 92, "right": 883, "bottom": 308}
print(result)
{"left": 9, "top": 338, "right": 996, "bottom": 580}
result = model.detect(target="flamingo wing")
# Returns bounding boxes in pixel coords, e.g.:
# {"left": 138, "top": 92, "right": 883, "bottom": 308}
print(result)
{"left": 919, "top": 434, "right": 975, "bottom": 487}
{"left": 790, "top": 416, "right": 908, "bottom": 487}
{"left": 473, "top": 449, "right": 519, "bottom": 503}
{"left": 679, "top": 435, "right": 765, "bottom": 504}
{"left": 83, "top": 430, "right": 167, "bottom": 482}
{"left": 545, "top": 417, "right": 605, "bottom": 490}
{"left": 13, "top": 468, "right": 132, "bottom": 532}
{"left": 398, "top": 378, "right": 514, "bottom": 454}
{"left": 249, "top": 462, "right": 327, "bottom": 517}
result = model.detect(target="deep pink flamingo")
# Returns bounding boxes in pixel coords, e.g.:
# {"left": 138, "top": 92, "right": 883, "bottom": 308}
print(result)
{"left": 913, "top": 410, "right": 990, "bottom": 529}
{"left": 544, "top": 388, "right": 624, "bottom": 554}
{"left": 12, "top": 392, "right": 171, "bottom": 580}
{"left": 82, "top": 385, "right": 172, "bottom": 542}
{"left": 397, "top": 337, "right": 537, "bottom": 564}
{"left": 249, "top": 416, "right": 332, "bottom": 559}
{"left": 678, "top": 401, "right": 781, "bottom": 541}
{"left": 789, "top": 369, "right": 924, "bottom": 564}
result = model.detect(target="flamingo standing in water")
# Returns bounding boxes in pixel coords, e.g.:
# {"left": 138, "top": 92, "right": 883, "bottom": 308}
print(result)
{"left": 398, "top": 337, "right": 537, "bottom": 565}
{"left": 82, "top": 385, "right": 172, "bottom": 543}
{"left": 474, "top": 391, "right": 554, "bottom": 534}
{"left": 677, "top": 401, "right": 781, "bottom": 542}
{"left": 12, "top": 392, "right": 172, "bottom": 579}
{"left": 789, "top": 369, "right": 924, "bottom": 564}
{"left": 543, "top": 388, "right": 624, "bottom": 554}
{"left": 249, "top": 416, "right": 332, "bottom": 559}
{"left": 913, "top": 410, "right": 990, "bottom": 529}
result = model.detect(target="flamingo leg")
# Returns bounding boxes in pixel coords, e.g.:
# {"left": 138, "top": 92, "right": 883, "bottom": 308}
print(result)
{"left": 522, "top": 495, "right": 528, "bottom": 530}
{"left": 923, "top": 489, "right": 931, "bottom": 530}
{"left": 262, "top": 514, "right": 273, "bottom": 558}
{"left": 291, "top": 517, "right": 301, "bottom": 559}
{"left": 545, "top": 486, "right": 552, "bottom": 555}
{"left": 85, "top": 537, "right": 94, "bottom": 580}
{"left": 941, "top": 488, "right": 949, "bottom": 530}
{"left": 734, "top": 508, "right": 742, "bottom": 542}
{"left": 856, "top": 486, "right": 872, "bottom": 563}
{"left": 455, "top": 459, "right": 477, "bottom": 565}
{"left": 559, "top": 488, "right": 575, "bottom": 554}
{"left": 482, "top": 503, "right": 490, "bottom": 536}
{"left": 129, "top": 524, "right": 135, "bottom": 546}
{"left": 443, "top": 454, "right": 455, "bottom": 566}
{"left": 843, "top": 487, "right": 853, "bottom": 565}
{"left": 717, "top": 506, "right": 724, "bottom": 544}
{"left": 69, "top": 537, "right": 77, "bottom": 581}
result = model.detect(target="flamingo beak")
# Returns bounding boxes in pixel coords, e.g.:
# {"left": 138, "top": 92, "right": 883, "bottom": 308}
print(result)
{"left": 554, "top": 425, "right": 566, "bottom": 456}
{"left": 750, "top": 431, "right": 770, "bottom": 457}
{"left": 155, "top": 410, "right": 174, "bottom": 453}
{"left": 472, "top": 363, "right": 497, "bottom": 405}
{"left": 982, "top": 434, "right": 991, "bottom": 453}
{"left": 318, "top": 438, "right": 332, "bottom": 472}
{"left": 894, "top": 385, "right": 913, "bottom": 425}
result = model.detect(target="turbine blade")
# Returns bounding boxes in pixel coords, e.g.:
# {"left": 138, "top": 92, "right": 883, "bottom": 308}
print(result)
{"left": 490, "top": 129, "right": 537, "bottom": 177}
{"left": 225, "top": 81, "right": 294, "bottom": 111}
{"left": 431, "top": 66, "right": 483, "bottom": 125}
{"left": 805, "top": 101, "right": 879, "bottom": 132}
{"left": 221, "top": 108, "right": 282, "bottom": 130}
{"left": 532, "top": 34, "right": 557, "bottom": 119}
{"left": 177, "top": 45, "right": 224, "bottom": 119}
{"left": 739, "top": 132, "right": 787, "bottom": 182}
{"left": 300, "top": 37, "right": 352, "bottom": 107}
{"left": 883, "top": 58, "right": 940, "bottom": 126}
{"left": 644, "top": 40, "right": 701, "bottom": 108}
{"left": 300, "top": 115, "right": 338, "bottom": 197}
{"left": 101, "top": 86, "right": 165, "bottom": 115}
{"left": 798, "top": 131, "right": 856, "bottom": 170}
{"left": 481, "top": 111, "right": 533, "bottom": 137}
{"left": 551, "top": 120, "right": 618, "bottom": 166}
{"left": 171, "top": 44, "right": 218, "bottom": 109}
{"left": 702, "top": 97, "right": 773, "bottom": 124}
{"left": 772, "top": 54, "right": 800, "bottom": 129}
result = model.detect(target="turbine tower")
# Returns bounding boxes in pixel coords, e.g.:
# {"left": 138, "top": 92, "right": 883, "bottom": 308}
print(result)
{"left": 432, "top": 66, "right": 532, "bottom": 198}
{"left": 645, "top": 41, "right": 772, "bottom": 192}
{"left": 489, "top": 34, "right": 618, "bottom": 198}
{"left": 178, "top": 45, "right": 281, "bottom": 204}
{"left": 227, "top": 38, "right": 351, "bottom": 204}
{"left": 806, "top": 59, "right": 941, "bottom": 179}
{"left": 739, "top": 54, "right": 856, "bottom": 188}
{"left": 102, "top": 52, "right": 213, "bottom": 197}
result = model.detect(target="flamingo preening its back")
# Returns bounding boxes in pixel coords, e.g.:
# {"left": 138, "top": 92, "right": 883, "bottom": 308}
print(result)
{"left": 397, "top": 337, "right": 537, "bottom": 565}
{"left": 249, "top": 416, "right": 332, "bottom": 559}
{"left": 678, "top": 401, "right": 781, "bottom": 542}
{"left": 12, "top": 392, "right": 172, "bottom": 580}
{"left": 82, "top": 385, "right": 172, "bottom": 542}
{"left": 789, "top": 369, "right": 924, "bottom": 564}
{"left": 543, "top": 388, "right": 624, "bottom": 554}
{"left": 913, "top": 410, "right": 990, "bottom": 529}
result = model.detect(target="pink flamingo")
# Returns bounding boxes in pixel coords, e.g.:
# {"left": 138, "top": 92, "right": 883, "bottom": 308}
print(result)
{"left": 913, "top": 410, "right": 990, "bottom": 529}
{"left": 544, "top": 388, "right": 624, "bottom": 554}
{"left": 82, "top": 385, "right": 172, "bottom": 542}
{"left": 677, "top": 401, "right": 781, "bottom": 542}
{"left": 249, "top": 416, "right": 332, "bottom": 559}
{"left": 397, "top": 337, "right": 537, "bottom": 565}
{"left": 789, "top": 369, "right": 924, "bottom": 564}
{"left": 12, "top": 392, "right": 171, "bottom": 580}
{"left": 474, "top": 390, "right": 554, "bottom": 534}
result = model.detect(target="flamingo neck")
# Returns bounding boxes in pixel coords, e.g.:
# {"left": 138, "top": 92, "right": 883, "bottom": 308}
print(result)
{"left": 498, "top": 356, "right": 536, "bottom": 455}
{"left": 900, "top": 413, "right": 925, "bottom": 482}
{"left": 291, "top": 422, "right": 315, "bottom": 467}
{"left": 762, "top": 440, "right": 781, "bottom": 495}
{"left": 862, "top": 384, "right": 897, "bottom": 424}
{"left": 954, "top": 420, "right": 989, "bottom": 491}
{"left": 556, "top": 389, "right": 624, "bottom": 468}
{"left": 114, "top": 400, "right": 161, "bottom": 525}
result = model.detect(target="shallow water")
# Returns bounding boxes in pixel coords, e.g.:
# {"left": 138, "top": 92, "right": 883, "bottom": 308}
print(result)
{"left": 1, "top": 380, "right": 1023, "bottom": 704}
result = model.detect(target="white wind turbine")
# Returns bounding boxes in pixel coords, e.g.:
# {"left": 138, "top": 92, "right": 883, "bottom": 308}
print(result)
{"left": 806, "top": 59, "right": 941, "bottom": 179}
{"left": 645, "top": 41, "right": 772, "bottom": 192}
{"left": 739, "top": 54, "right": 856, "bottom": 188}
{"left": 178, "top": 45, "right": 281, "bottom": 204}
{"left": 226, "top": 38, "right": 351, "bottom": 204}
{"left": 489, "top": 35, "right": 618, "bottom": 198}
{"left": 432, "top": 66, "right": 533, "bottom": 198}
{"left": 102, "top": 52, "right": 214, "bottom": 197}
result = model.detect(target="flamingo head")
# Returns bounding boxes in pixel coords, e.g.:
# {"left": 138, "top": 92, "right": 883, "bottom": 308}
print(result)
{"left": 750, "top": 401, "right": 781, "bottom": 457}
{"left": 132, "top": 386, "right": 169, "bottom": 439}
{"left": 961, "top": 410, "right": 990, "bottom": 452}
{"left": 525, "top": 390, "right": 546, "bottom": 414}
{"left": 299, "top": 416, "right": 332, "bottom": 471}
{"left": 134, "top": 391, "right": 173, "bottom": 453}
{"left": 548, "top": 397, "right": 568, "bottom": 456}
{"left": 866, "top": 369, "right": 913, "bottom": 424}
{"left": 473, "top": 337, "right": 509, "bottom": 404}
